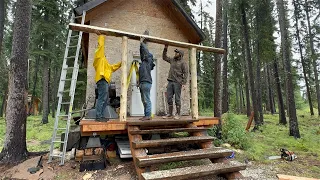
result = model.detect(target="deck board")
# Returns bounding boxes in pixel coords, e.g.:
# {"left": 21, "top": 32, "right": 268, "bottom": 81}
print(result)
{"left": 80, "top": 116, "right": 219, "bottom": 136}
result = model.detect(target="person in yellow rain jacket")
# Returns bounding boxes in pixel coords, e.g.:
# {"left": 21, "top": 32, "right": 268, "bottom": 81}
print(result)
{"left": 94, "top": 34, "right": 121, "bottom": 121}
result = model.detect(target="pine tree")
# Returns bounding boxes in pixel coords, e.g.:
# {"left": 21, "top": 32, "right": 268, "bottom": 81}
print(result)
{"left": 0, "top": 0, "right": 31, "bottom": 162}
{"left": 276, "top": 0, "right": 300, "bottom": 138}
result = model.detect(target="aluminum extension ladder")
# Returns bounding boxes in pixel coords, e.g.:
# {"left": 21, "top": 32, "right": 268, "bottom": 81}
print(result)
{"left": 48, "top": 11, "right": 86, "bottom": 165}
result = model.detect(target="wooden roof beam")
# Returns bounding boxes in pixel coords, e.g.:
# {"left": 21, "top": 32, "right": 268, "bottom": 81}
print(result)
{"left": 69, "top": 23, "right": 226, "bottom": 54}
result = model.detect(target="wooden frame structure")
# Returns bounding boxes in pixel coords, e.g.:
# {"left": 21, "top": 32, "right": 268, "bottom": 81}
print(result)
{"left": 69, "top": 23, "right": 226, "bottom": 122}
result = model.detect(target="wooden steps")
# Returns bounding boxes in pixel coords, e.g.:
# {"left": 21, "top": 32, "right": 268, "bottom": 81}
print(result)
{"left": 136, "top": 148, "right": 233, "bottom": 167}
{"left": 129, "top": 127, "right": 208, "bottom": 135}
{"left": 141, "top": 161, "right": 246, "bottom": 180}
{"left": 127, "top": 117, "right": 246, "bottom": 180}
{"left": 132, "top": 136, "right": 215, "bottom": 149}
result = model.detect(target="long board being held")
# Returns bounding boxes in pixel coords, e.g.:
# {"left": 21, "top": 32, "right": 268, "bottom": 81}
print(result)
{"left": 69, "top": 23, "right": 226, "bottom": 54}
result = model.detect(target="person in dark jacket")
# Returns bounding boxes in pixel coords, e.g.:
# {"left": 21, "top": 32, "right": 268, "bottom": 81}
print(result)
{"left": 138, "top": 31, "right": 155, "bottom": 121}
{"left": 162, "top": 45, "right": 188, "bottom": 120}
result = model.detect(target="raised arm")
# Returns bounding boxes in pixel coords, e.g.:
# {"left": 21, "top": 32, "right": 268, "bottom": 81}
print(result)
{"left": 93, "top": 35, "right": 105, "bottom": 68}
{"left": 162, "top": 45, "right": 173, "bottom": 63}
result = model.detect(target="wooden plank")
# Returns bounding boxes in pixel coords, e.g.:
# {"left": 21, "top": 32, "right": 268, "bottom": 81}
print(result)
{"left": 80, "top": 120, "right": 127, "bottom": 125}
{"left": 81, "top": 123, "right": 126, "bottom": 132}
{"left": 81, "top": 130, "right": 128, "bottom": 137}
{"left": 277, "top": 174, "right": 319, "bottom": 180}
{"left": 69, "top": 23, "right": 226, "bottom": 54}
{"left": 120, "top": 36, "right": 128, "bottom": 121}
{"left": 127, "top": 119, "right": 198, "bottom": 126}
{"left": 190, "top": 47, "right": 199, "bottom": 119}
{"left": 136, "top": 148, "right": 233, "bottom": 167}
{"left": 141, "top": 161, "right": 246, "bottom": 180}
{"left": 128, "top": 126, "right": 147, "bottom": 180}
{"left": 132, "top": 136, "right": 214, "bottom": 149}
{"left": 193, "top": 119, "right": 219, "bottom": 126}
{"left": 129, "top": 127, "right": 208, "bottom": 135}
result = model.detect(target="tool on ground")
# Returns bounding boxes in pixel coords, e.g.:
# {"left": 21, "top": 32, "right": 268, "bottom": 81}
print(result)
{"left": 48, "top": 11, "right": 86, "bottom": 165}
{"left": 280, "top": 148, "right": 297, "bottom": 161}
{"left": 27, "top": 156, "right": 43, "bottom": 174}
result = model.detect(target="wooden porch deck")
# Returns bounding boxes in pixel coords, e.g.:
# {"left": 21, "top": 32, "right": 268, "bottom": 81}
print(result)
{"left": 80, "top": 116, "right": 219, "bottom": 136}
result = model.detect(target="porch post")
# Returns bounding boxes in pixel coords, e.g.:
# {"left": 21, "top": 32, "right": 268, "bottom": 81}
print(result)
{"left": 120, "top": 36, "right": 128, "bottom": 121}
{"left": 190, "top": 47, "right": 198, "bottom": 119}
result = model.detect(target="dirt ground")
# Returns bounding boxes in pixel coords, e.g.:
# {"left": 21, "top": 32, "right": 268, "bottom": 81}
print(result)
{"left": 0, "top": 154, "right": 281, "bottom": 180}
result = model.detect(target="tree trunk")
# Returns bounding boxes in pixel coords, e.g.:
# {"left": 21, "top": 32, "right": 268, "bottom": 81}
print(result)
{"left": 214, "top": 0, "right": 223, "bottom": 139}
{"left": 241, "top": 3, "right": 260, "bottom": 129}
{"left": 239, "top": 83, "right": 244, "bottom": 113}
{"left": 236, "top": 81, "right": 240, "bottom": 114}
{"left": 29, "top": 56, "right": 40, "bottom": 115}
{"left": 273, "top": 59, "right": 287, "bottom": 124}
{"left": 41, "top": 38, "right": 49, "bottom": 124}
{"left": 214, "top": 0, "right": 222, "bottom": 117}
{"left": 41, "top": 11, "right": 50, "bottom": 124}
{"left": 222, "top": 0, "right": 229, "bottom": 114}
{"left": 267, "top": 66, "right": 275, "bottom": 114}
{"left": 0, "top": 0, "right": 5, "bottom": 54}
{"left": 241, "top": 85, "right": 246, "bottom": 113}
{"left": 255, "top": 55, "right": 264, "bottom": 124}
{"left": 277, "top": 0, "right": 300, "bottom": 138}
{"left": 304, "top": 0, "right": 319, "bottom": 116}
{"left": 243, "top": 47, "right": 251, "bottom": 117}
{"left": 51, "top": 67, "right": 59, "bottom": 118}
{"left": 293, "top": 0, "right": 314, "bottom": 115}
{"left": 265, "top": 67, "right": 271, "bottom": 112}
{"left": 0, "top": 0, "right": 31, "bottom": 163}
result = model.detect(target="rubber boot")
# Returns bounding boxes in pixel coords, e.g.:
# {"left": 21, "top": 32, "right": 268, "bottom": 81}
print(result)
{"left": 174, "top": 105, "right": 181, "bottom": 120}
{"left": 162, "top": 105, "right": 173, "bottom": 119}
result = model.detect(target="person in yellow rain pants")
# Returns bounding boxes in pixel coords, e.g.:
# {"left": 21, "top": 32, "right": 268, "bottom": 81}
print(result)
{"left": 93, "top": 32, "right": 121, "bottom": 122}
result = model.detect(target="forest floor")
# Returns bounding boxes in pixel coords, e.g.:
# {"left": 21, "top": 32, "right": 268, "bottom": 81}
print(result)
{"left": 0, "top": 109, "right": 319, "bottom": 179}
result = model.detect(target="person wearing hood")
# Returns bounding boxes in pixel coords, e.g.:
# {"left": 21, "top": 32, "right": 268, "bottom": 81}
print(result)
{"left": 93, "top": 33, "right": 122, "bottom": 122}
{"left": 138, "top": 30, "right": 155, "bottom": 121}
{"left": 162, "top": 45, "right": 188, "bottom": 119}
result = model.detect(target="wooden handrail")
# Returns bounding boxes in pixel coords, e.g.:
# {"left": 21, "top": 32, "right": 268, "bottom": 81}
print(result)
{"left": 69, "top": 23, "right": 226, "bottom": 54}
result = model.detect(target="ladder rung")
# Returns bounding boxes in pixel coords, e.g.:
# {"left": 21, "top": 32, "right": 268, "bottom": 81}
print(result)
{"left": 58, "top": 115, "right": 68, "bottom": 117}
{"left": 66, "top": 56, "right": 76, "bottom": 59}
{"left": 57, "top": 128, "right": 67, "bottom": 130}
{"left": 50, "top": 154, "right": 62, "bottom": 158}
{"left": 53, "top": 141, "right": 64, "bottom": 144}
{"left": 71, "top": 35, "right": 79, "bottom": 38}
{"left": 63, "top": 67, "right": 74, "bottom": 70}
{"left": 59, "top": 90, "right": 70, "bottom": 93}
{"left": 61, "top": 102, "right": 70, "bottom": 105}
{"left": 61, "top": 79, "right": 72, "bottom": 82}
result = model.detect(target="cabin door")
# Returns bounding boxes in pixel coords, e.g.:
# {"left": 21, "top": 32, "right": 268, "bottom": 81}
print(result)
{"left": 130, "top": 57, "right": 157, "bottom": 116}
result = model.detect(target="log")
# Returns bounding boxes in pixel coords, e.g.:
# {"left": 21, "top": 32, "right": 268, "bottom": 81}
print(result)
{"left": 75, "top": 149, "right": 84, "bottom": 161}
{"left": 190, "top": 47, "right": 199, "bottom": 119}
{"left": 245, "top": 111, "right": 254, "bottom": 132}
{"left": 120, "top": 36, "right": 128, "bottom": 121}
{"left": 69, "top": 23, "right": 226, "bottom": 54}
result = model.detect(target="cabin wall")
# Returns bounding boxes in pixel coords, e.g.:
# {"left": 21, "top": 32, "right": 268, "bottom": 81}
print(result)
{"left": 86, "top": 0, "right": 192, "bottom": 115}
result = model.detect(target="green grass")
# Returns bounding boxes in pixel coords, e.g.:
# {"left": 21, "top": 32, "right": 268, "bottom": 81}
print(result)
{"left": 203, "top": 110, "right": 320, "bottom": 178}
{"left": 0, "top": 115, "right": 64, "bottom": 152}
